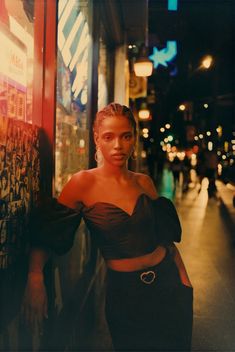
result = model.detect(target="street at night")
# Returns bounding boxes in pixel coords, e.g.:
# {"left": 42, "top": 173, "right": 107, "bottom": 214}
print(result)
{"left": 0, "top": 1, "right": 234, "bottom": 351}
{"left": 83, "top": 169, "right": 235, "bottom": 351}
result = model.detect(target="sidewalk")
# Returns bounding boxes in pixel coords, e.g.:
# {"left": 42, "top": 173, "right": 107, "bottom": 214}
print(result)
{"left": 216, "top": 179, "right": 235, "bottom": 238}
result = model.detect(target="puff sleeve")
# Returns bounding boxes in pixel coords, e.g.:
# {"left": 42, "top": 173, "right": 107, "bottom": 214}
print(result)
{"left": 153, "top": 196, "right": 182, "bottom": 244}
{"left": 29, "top": 197, "right": 82, "bottom": 255}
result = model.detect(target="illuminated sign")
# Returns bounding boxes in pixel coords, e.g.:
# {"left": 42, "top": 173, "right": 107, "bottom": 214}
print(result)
{"left": 149, "top": 41, "right": 177, "bottom": 69}
{"left": 57, "top": 2, "right": 90, "bottom": 104}
{"left": 0, "top": 31, "right": 27, "bottom": 88}
{"left": 168, "top": 0, "right": 178, "bottom": 11}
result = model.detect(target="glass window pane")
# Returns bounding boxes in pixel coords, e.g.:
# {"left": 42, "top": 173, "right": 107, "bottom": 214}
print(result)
{"left": 55, "top": 0, "right": 90, "bottom": 195}
{"left": 0, "top": 0, "right": 34, "bottom": 123}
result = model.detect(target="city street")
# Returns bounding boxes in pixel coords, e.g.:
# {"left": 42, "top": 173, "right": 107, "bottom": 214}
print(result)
{"left": 88, "top": 169, "right": 235, "bottom": 351}
{"left": 173, "top": 177, "right": 235, "bottom": 351}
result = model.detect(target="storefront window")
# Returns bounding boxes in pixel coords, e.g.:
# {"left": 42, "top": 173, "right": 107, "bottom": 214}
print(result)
{"left": 98, "top": 36, "right": 108, "bottom": 110}
{"left": 0, "top": 0, "right": 34, "bottom": 124}
{"left": 0, "top": 0, "right": 38, "bottom": 269}
{"left": 55, "top": 0, "right": 90, "bottom": 194}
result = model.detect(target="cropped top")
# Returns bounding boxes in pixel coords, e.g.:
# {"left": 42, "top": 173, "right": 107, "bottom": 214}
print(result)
{"left": 29, "top": 195, "right": 181, "bottom": 260}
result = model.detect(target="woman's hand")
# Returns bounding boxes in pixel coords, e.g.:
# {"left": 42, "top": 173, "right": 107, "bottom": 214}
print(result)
{"left": 22, "top": 272, "right": 48, "bottom": 334}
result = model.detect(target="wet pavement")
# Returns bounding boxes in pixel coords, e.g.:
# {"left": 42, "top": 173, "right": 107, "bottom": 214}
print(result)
{"left": 86, "top": 169, "right": 235, "bottom": 351}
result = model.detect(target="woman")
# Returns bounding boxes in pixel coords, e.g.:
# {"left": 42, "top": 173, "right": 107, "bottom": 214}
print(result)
{"left": 24, "top": 103, "right": 193, "bottom": 351}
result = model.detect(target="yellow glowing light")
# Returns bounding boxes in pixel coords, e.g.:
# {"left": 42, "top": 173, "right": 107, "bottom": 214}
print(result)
{"left": 202, "top": 55, "right": 213, "bottom": 69}
{"left": 160, "top": 127, "right": 165, "bottom": 132}
{"left": 168, "top": 153, "right": 174, "bottom": 162}
{"left": 191, "top": 154, "right": 197, "bottom": 167}
{"left": 79, "top": 139, "right": 85, "bottom": 148}
{"left": 224, "top": 141, "right": 229, "bottom": 152}
{"left": 216, "top": 125, "right": 222, "bottom": 137}
{"left": 139, "top": 109, "right": 150, "bottom": 120}
{"left": 179, "top": 104, "right": 186, "bottom": 111}
{"left": 208, "top": 142, "right": 213, "bottom": 151}
{"left": 142, "top": 128, "right": 149, "bottom": 134}
{"left": 204, "top": 103, "right": 209, "bottom": 109}
{"left": 199, "top": 134, "right": 203, "bottom": 139}
{"left": 177, "top": 152, "right": 185, "bottom": 160}
{"left": 134, "top": 61, "right": 153, "bottom": 77}
{"left": 194, "top": 136, "right": 199, "bottom": 141}
{"left": 165, "top": 123, "right": 171, "bottom": 129}
{"left": 206, "top": 131, "right": 211, "bottom": 136}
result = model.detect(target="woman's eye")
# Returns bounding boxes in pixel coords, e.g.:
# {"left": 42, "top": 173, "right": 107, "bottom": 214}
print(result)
{"left": 104, "top": 135, "right": 112, "bottom": 141}
{"left": 123, "top": 134, "right": 132, "bottom": 140}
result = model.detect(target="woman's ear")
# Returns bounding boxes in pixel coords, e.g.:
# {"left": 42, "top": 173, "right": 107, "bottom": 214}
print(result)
{"left": 94, "top": 132, "right": 99, "bottom": 146}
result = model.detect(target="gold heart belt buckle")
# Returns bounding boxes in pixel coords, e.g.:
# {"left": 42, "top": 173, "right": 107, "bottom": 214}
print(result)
{"left": 140, "top": 270, "right": 156, "bottom": 284}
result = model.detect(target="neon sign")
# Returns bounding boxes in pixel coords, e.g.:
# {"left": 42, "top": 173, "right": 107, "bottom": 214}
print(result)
{"left": 149, "top": 0, "right": 178, "bottom": 70}
{"left": 168, "top": 0, "right": 178, "bottom": 11}
{"left": 149, "top": 41, "right": 177, "bottom": 69}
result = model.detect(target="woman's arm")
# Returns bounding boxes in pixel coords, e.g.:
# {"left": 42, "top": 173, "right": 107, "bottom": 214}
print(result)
{"left": 23, "top": 172, "right": 87, "bottom": 329}
{"left": 171, "top": 243, "right": 193, "bottom": 287}
{"left": 22, "top": 248, "right": 50, "bottom": 331}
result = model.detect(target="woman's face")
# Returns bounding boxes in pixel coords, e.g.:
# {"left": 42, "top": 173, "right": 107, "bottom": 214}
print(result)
{"left": 94, "top": 116, "right": 136, "bottom": 166}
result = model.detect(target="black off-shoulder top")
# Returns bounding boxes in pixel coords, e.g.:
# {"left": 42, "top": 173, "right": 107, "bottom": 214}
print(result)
{"left": 30, "top": 195, "right": 181, "bottom": 259}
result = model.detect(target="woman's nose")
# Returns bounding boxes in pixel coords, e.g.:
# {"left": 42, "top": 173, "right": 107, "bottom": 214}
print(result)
{"left": 114, "top": 138, "right": 122, "bottom": 149}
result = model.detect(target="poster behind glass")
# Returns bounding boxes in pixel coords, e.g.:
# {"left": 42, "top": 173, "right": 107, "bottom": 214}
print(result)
{"left": 0, "top": 0, "right": 37, "bottom": 269}
{"left": 56, "top": 0, "right": 90, "bottom": 194}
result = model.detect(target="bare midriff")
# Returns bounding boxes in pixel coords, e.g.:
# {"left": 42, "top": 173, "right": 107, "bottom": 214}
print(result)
{"left": 106, "top": 245, "right": 167, "bottom": 272}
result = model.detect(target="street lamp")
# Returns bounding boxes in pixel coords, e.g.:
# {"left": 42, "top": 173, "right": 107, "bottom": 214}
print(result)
{"left": 133, "top": 1, "right": 153, "bottom": 77}
{"left": 179, "top": 104, "right": 186, "bottom": 111}
{"left": 138, "top": 102, "right": 151, "bottom": 120}
{"left": 134, "top": 45, "right": 153, "bottom": 77}
{"left": 201, "top": 55, "right": 213, "bottom": 69}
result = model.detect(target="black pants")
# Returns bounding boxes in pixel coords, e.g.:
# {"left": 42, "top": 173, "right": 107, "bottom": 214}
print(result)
{"left": 105, "top": 249, "right": 193, "bottom": 351}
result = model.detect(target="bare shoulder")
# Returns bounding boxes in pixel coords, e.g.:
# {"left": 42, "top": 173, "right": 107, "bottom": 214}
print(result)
{"left": 58, "top": 169, "right": 96, "bottom": 208}
{"left": 134, "top": 172, "right": 158, "bottom": 199}
{"left": 70, "top": 169, "right": 96, "bottom": 186}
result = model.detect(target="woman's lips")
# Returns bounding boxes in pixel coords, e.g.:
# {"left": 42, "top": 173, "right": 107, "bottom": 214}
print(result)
{"left": 112, "top": 153, "right": 126, "bottom": 158}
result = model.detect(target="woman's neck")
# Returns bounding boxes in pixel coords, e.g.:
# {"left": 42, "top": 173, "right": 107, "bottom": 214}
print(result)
{"left": 98, "top": 163, "right": 130, "bottom": 180}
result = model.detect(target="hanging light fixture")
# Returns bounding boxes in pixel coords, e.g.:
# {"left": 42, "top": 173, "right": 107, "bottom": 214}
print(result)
{"left": 133, "top": 2, "right": 153, "bottom": 77}
{"left": 134, "top": 44, "right": 153, "bottom": 77}
{"left": 138, "top": 102, "right": 151, "bottom": 120}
